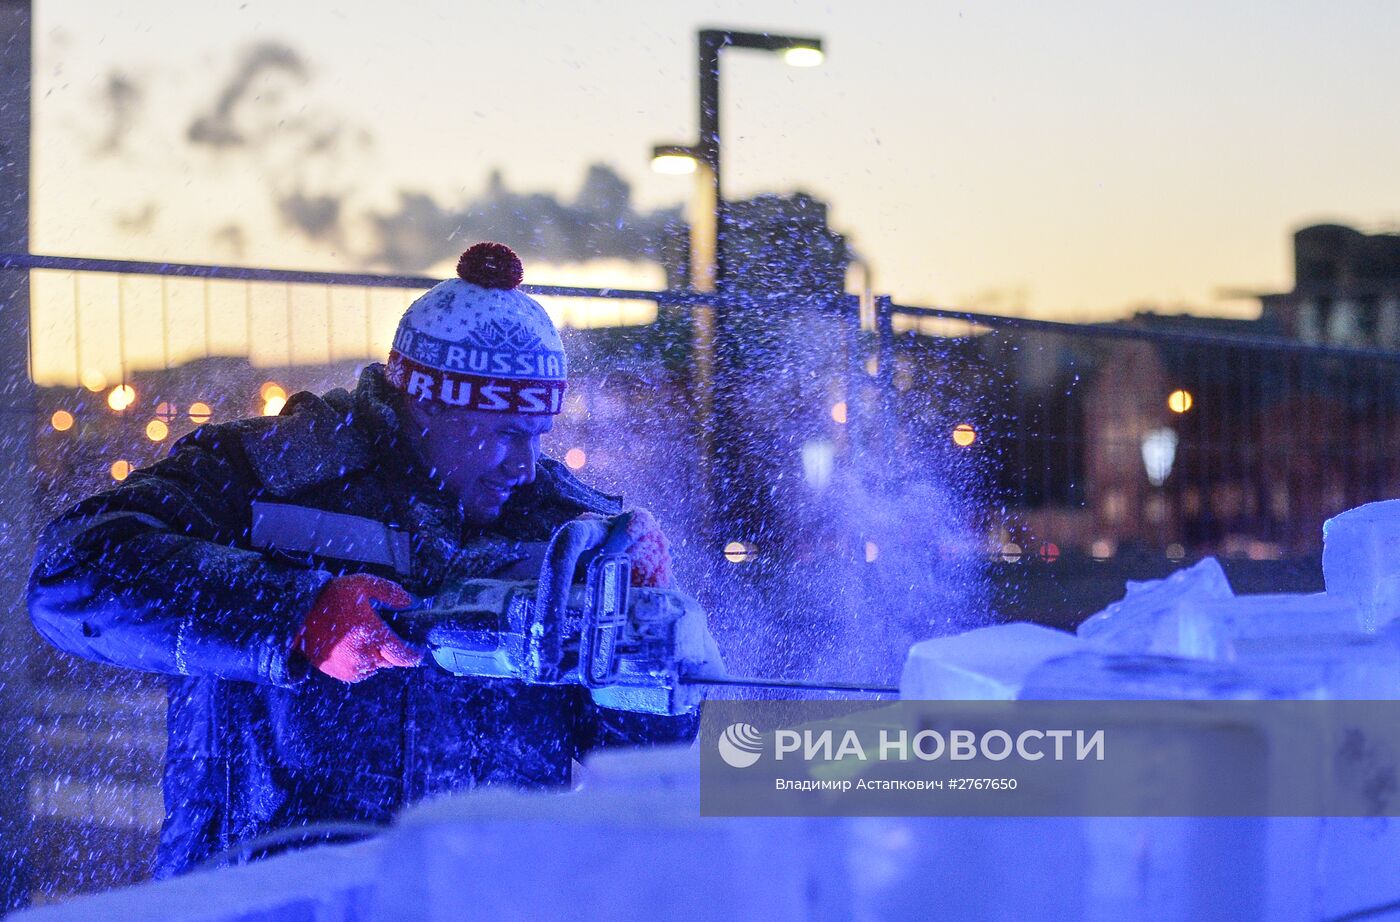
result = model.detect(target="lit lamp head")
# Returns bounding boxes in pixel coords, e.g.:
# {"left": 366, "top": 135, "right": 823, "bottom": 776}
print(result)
{"left": 782, "top": 44, "right": 824, "bottom": 67}
{"left": 651, "top": 144, "right": 699, "bottom": 175}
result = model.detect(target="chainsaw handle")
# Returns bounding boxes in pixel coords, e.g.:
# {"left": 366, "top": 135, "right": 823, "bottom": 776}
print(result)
{"left": 526, "top": 518, "right": 612, "bottom": 683}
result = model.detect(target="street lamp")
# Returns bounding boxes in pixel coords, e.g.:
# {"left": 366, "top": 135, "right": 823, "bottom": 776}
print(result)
{"left": 651, "top": 29, "right": 825, "bottom": 294}
{"left": 650, "top": 29, "right": 823, "bottom": 551}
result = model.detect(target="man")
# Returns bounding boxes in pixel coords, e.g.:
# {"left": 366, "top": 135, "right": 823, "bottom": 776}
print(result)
{"left": 28, "top": 242, "right": 720, "bottom": 877}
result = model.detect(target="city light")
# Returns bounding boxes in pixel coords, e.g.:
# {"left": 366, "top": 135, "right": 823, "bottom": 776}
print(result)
{"left": 1141, "top": 427, "right": 1179, "bottom": 486}
{"left": 564, "top": 448, "right": 587, "bottom": 470}
{"left": 110, "top": 460, "right": 132, "bottom": 482}
{"left": 830, "top": 402, "right": 848, "bottom": 424}
{"left": 188, "top": 402, "right": 212, "bottom": 423}
{"left": 1091, "top": 539, "right": 1115, "bottom": 560}
{"left": 145, "top": 419, "right": 169, "bottom": 442}
{"left": 1038, "top": 542, "right": 1061, "bottom": 563}
{"left": 801, "top": 439, "right": 835, "bottom": 491}
{"left": 1168, "top": 389, "right": 1194, "bottom": 414}
{"left": 1166, "top": 543, "right": 1186, "bottom": 560}
{"left": 50, "top": 410, "right": 74, "bottom": 432}
{"left": 260, "top": 382, "right": 288, "bottom": 417}
{"left": 952, "top": 423, "right": 977, "bottom": 447}
{"left": 155, "top": 401, "right": 177, "bottom": 421}
{"left": 1000, "top": 542, "right": 1022, "bottom": 562}
{"left": 107, "top": 385, "right": 136, "bottom": 412}
{"left": 723, "top": 541, "right": 756, "bottom": 564}
{"left": 80, "top": 369, "right": 107, "bottom": 392}
{"left": 865, "top": 541, "right": 878, "bottom": 563}
{"left": 783, "top": 46, "right": 825, "bottom": 67}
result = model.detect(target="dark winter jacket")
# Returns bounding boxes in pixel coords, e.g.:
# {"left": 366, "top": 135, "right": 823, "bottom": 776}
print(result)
{"left": 27, "top": 364, "right": 699, "bottom": 878}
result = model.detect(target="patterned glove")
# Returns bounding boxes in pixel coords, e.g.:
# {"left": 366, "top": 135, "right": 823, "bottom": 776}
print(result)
{"left": 575, "top": 508, "right": 673, "bottom": 588}
{"left": 620, "top": 507, "right": 672, "bottom": 589}
{"left": 296, "top": 573, "right": 422, "bottom": 684}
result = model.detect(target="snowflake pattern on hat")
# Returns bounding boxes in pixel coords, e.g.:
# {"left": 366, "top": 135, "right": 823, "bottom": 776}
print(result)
{"left": 469, "top": 317, "right": 550, "bottom": 353}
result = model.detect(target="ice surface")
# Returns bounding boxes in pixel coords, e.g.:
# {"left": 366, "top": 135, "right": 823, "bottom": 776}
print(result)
{"left": 839, "top": 815, "right": 1317, "bottom": 922}
{"left": 1323, "top": 499, "right": 1400, "bottom": 631}
{"left": 1228, "top": 632, "right": 1400, "bottom": 699}
{"left": 1076, "top": 557, "right": 1234, "bottom": 653}
{"left": 1019, "top": 652, "right": 1327, "bottom": 700}
{"left": 1174, "top": 593, "right": 1366, "bottom": 660}
{"left": 899, "top": 623, "right": 1084, "bottom": 700}
{"left": 11, "top": 840, "right": 380, "bottom": 922}
{"left": 373, "top": 745, "right": 811, "bottom": 922}
{"left": 1316, "top": 818, "right": 1400, "bottom": 919}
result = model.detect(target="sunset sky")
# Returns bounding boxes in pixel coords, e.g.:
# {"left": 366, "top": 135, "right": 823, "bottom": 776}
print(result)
{"left": 26, "top": 0, "right": 1400, "bottom": 355}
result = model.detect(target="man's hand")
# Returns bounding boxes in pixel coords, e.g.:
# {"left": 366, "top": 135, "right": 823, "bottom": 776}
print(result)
{"left": 296, "top": 573, "right": 423, "bottom": 683}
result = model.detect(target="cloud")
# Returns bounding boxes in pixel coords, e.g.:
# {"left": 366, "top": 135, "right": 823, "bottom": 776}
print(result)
{"left": 114, "top": 202, "right": 157, "bottom": 234}
{"left": 186, "top": 42, "right": 308, "bottom": 149}
{"left": 276, "top": 188, "right": 345, "bottom": 243}
{"left": 95, "top": 72, "right": 143, "bottom": 155}
{"left": 211, "top": 224, "right": 247, "bottom": 259}
{"left": 120, "top": 41, "right": 676, "bottom": 273}
{"left": 363, "top": 164, "right": 682, "bottom": 273}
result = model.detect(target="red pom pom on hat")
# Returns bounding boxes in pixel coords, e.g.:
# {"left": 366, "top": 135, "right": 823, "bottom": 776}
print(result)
{"left": 457, "top": 242, "right": 524, "bottom": 290}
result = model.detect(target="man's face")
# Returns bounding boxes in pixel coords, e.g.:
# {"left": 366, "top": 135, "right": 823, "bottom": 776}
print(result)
{"left": 400, "top": 398, "right": 553, "bottom": 524}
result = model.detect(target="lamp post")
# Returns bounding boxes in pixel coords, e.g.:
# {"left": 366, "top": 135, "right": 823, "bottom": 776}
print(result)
{"left": 652, "top": 29, "right": 823, "bottom": 293}
{"left": 0, "top": 1, "right": 33, "bottom": 909}
{"left": 651, "top": 29, "right": 823, "bottom": 549}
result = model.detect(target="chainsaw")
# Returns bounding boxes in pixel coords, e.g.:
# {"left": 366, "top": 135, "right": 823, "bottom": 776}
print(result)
{"left": 385, "top": 513, "right": 898, "bottom": 715}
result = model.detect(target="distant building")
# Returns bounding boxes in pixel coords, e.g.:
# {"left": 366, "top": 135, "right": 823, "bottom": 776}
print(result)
{"left": 1072, "top": 237, "right": 1400, "bottom": 560}
{"left": 1260, "top": 223, "right": 1400, "bottom": 347}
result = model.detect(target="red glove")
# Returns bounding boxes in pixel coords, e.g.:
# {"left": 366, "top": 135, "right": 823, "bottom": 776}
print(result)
{"left": 622, "top": 508, "right": 672, "bottom": 589}
{"left": 296, "top": 574, "right": 422, "bottom": 684}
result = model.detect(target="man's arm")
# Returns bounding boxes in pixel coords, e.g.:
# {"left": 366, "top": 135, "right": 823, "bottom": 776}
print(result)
{"left": 28, "top": 424, "right": 332, "bottom": 687}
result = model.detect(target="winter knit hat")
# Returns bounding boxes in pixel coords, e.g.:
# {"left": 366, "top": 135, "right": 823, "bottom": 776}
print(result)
{"left": 386, "top": 242, "right": 566, "bottom": 414}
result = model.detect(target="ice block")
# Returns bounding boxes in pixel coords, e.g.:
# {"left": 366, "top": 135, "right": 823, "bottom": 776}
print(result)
{"left": 900, "top": 623, "right": 1084, "bottom": 700}
{"left": 1176, "top": 593, "right": 1366, "bottom": 661}
{"left": 1076, "top": 557, "right": 1234, "bottom": 654}
{"left": 1323, "top": 499, "right": 1400, "bottom": 631}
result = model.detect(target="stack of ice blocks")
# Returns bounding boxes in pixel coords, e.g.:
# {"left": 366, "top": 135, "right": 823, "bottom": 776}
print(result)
{"left": 895, "top": 500, "right": 1400, "bottom": 920}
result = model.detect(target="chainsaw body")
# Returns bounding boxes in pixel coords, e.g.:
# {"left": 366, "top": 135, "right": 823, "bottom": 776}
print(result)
{"left": 386, "top": 517, "right": 702, "bottom": 715}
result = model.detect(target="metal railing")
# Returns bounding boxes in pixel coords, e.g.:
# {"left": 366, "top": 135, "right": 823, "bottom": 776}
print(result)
{"left": 871, "top": 295, "right": 1400, "bottom": 564}
{"left": 8, "top": 250, "right": 1399, "bottom": 565}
